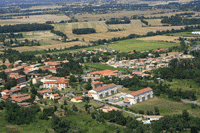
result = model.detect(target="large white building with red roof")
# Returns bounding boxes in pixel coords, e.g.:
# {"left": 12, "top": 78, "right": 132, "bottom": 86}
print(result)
{"left": 88, "top": 83, "right": 118, "bottom": 100}
{"left": 43, "top": 78, "right": 69, "bottom": 90}
{"left": 124, "top": 87, "right": 153, "bottom": 105}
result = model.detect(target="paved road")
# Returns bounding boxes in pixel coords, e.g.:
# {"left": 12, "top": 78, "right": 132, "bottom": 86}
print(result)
{"left": 181, "top": 99, "right": 200, "bottom": 106}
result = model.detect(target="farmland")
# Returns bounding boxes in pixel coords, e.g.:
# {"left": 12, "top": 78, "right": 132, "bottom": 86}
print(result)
{"left": 0, "top": 14, "right": 70, "bottom": 25}
{"left": 109, "top": 39, "right": 179, "bottom": 52}
{"left": 131, "top": 97, "right": 200, "bottom": 117}
{"left": 165, "top": 31, "right": 200, "bottom": 37}
{"left": 84, "top": 63, "right": 124, "bottom": 71}
{"left": 54, "top": 20, "right": 185, "bottom": 42}
{"left": 136, "top": 35, "right": 180, "bottom": 43}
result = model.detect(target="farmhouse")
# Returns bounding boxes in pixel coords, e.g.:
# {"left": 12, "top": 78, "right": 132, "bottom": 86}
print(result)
{"left": 71, "top": 96, "right": 83, "bottom": 102}
{"left": 88, "top": 83, "right": 118, "bottom": 100}
{"left": 124, "top": 87, "right": 153, "bottom": 105}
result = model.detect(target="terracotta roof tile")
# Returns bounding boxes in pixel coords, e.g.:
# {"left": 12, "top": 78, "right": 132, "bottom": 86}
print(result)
{"left": 130, "top": 87, "right": 153, "bottom": 96}
{"left": 93, "top": 83, "right": 116, "bottom": 92}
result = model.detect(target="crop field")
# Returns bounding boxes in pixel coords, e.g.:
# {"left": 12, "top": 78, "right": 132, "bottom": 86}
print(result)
{"left": 136, "top": 35, "right": 180, "bottom": 43}
{"left": 54, "top": 21, "right": 185, "bottom": 42}
{"left": 0, "top": 14, "right": 70, "bottom": 25}
{"left": 144, "top": 19, "right": 163, "bottom": 26}
{"left": 109, "top": 39, "right": 179, "bottom": 52}
{"left": 130, "top": 97, "right": 200, "bottom": 117}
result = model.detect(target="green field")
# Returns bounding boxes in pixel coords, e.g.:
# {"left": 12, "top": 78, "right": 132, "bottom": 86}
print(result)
{"left": 165, "top": 30, "right": 200, "bottom": 37}
{"left": 109, "top": 39, "right": 179, "bottom": 52}
{"left": 85, "top": 63, "right": 124, "bottom": 71}
{"left": 130, "top": 97, "right": 200, "bottom": 117}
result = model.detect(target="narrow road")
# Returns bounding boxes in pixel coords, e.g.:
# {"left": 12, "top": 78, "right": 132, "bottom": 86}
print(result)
{"left": 181, "top": 99, "right": 200, "bottom": 106}
{"left": 100, "top": 45, "right": 113, "bottom": 51}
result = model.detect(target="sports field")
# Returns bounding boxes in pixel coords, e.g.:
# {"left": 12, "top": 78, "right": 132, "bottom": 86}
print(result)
{"left": 109, "top": 39, "right": 179, "bottom": 52}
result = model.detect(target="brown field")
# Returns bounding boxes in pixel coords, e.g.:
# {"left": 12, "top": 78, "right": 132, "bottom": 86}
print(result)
{"left": 10, "top": 41, "right": 88, "bottom": 52}
{"left": 54, "top": 21, "right": 185, "bottom": 42}
{"left": 145, "top": 19, "right": 163, "bottom": 26}
{"left": 0, "top": 14, "right": 70, "bottom": 25}
{"left": 136, "top": 35, "right": 180, "bottom": 43}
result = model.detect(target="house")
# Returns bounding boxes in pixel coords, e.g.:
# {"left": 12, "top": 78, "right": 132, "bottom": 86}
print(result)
{"left": 71, "top": 96, "right": 83, "bottom": 102}
{"left": 6, "top": 63, "right": 13, "bottom": 68}
{"left": 20, "top": 102, "right": 33, "bottom": 108}
{"left": 1, "top": 89, "right": 11, "bottom": 96}
{"left": 99, "top": 106, "right": 119, "bottom": 113}
{"left": 42, "top": 67, "right": 58, "bottom": 73}
{"left": 124, "top": 87, "right": 153, "bottom": 105}
{"left": 88, "top": 83, "right": 118, "bottom": 100}
{"left": 37, "top": 89, "right": 52, "bottom": 99}
{"left": 1, "top": 95, "right": 9, "bottom": 101}
{"left": 121, "top": 75, "right": 133, "bottom": 80}
{"left": 32, "top": 77, "right": 42, "bottom": 84}
{"left": 34, "top": 96, "right": 40, "bottom": 103}
{"left": 11, "top": 94, "right": 31, "bottom": 104}
{"left": 43, "top": 78, "right": 69, "bottom": 90}
{"left": 87, "top": 70, "right": 118, "bottom": 77}
{"left": 91, "top": 81, "right": 103, "bottom": 89}
{"left": 50, "top": 93, "right": 61, "bottom": 100}
{"left": 132, "top": 72, "right": 143, "bottom": 76}
{"left": 9, "top": 73, "right": 26, "bottom": 84}
{"left": 44, "top": 61, "right": 61, "bottom": 68}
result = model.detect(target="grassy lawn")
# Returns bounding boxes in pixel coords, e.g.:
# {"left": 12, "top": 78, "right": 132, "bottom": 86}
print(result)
{"left": 84, "top": 63, "right": 124, "bottom": 71}
{"left": 130, "top": 97, "right": 200, "bottom": 117}
{"left": 109, "top": 39, "right": 179, "bottom": 52}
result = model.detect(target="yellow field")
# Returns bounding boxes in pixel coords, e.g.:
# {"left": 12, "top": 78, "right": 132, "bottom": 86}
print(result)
{"left": 136, "top": 35, "right": 180, "bottom": 43}
{"left": 0, "top": 14, "right": 70, "bottom": 25}
{"left": 54, "top": 21, "right": 185, "bottom": 42}
{"left": 145, "top": 19, "right": 163, "bottom": 26}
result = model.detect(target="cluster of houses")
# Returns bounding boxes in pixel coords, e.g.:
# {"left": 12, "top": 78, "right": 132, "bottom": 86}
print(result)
{"left": 106, "top": 53, "right": 194, "bottom": 71}
{"left": 0, "top": 85, "right": 33, "bottom": 108}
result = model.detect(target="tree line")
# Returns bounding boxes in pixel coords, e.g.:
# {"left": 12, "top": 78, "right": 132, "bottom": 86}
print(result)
{"left": 72, "top": 28, "right": 96, "bottom": 35}
{"left": 0, "top": 23, "right": 54, "bottom": 33}
{"left": 105, "top": 18, "right": 131, "bottom": 25}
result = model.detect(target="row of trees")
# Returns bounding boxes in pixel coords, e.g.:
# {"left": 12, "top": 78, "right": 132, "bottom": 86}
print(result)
{"left": 0, "top": 23, "right": 54, "bottom": 33}
{"left": 50, "top": 29, "right": 67, "bottom": 38}
{"left": 72, "top": 28, "right": 96, "bottom": 35}
{"left": 105, "top": 18, "right": 131, "bottom": 25}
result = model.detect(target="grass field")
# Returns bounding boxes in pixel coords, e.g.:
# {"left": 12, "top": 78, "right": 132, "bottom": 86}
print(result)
{"left": 130, "top": 97, "right": 200, "bottom": 117}
{"left": 84, "top": 63, "right": 124, "bottom": 71}
{"left": 109, "top": 39, "right": 179, "bottom": 52}
{"left": 0, "top": 14, "right": 70, "bottom": 25}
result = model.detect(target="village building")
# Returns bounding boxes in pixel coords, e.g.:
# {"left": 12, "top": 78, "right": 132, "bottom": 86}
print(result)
{"left": 124, "top": 87, "right": 153, "bottom": 105}
{"left": 43, "top": 78, "right": 69, "bottom": 90}
{"left": 1, "top": 89, "right": 11, "bottom": 96}
{"left": 49, "top": 93, "right": 61, "bottom": 100}
{"left": 37, "top": 89, "right": 52, "bottom": 99}
{"left": 87, "top": 70, "right": 118, "bottom": 77}
{"left": 88, "top": 83, "right": 118, "bottom": 100}
{"left": 91, "top": 81, "right": 103, "bottom": 89}
{"left": 9, "top": 73, "right": 26, "bottom": 84}
{"left": 71, "top": 96, "right": 83, "bottom": 102}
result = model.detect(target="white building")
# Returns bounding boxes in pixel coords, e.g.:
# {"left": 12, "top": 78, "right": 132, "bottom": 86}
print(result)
{"left": 124, "top": 87, "right": 153, "bottom": 105}
{"left": 88, "top": 83, "right": 118, "bottom": 100}
{"left": 192, "top": 31, "right": 200, "bottom": 35}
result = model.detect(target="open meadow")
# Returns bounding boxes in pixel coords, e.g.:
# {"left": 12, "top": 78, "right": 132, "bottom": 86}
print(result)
{"left": 0, "top": 14, "right": 70, "bottom": 25}
{"left": 54, "top": 21, "right": 185, "bottom": 42}
{"left": 130, "top": 97, "right": 200, "bottom": 117}
{"left": 109, "top": 39, "right": 179, "bottom": 52}
{"left": 136, "top": 35, "right": 180, "bottom": 43}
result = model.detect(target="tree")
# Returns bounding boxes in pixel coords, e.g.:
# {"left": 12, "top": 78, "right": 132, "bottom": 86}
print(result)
{"left": 31, "top": 87, "right": 37, "bottom": 95}
{"left": 64, "top": 100, "right": 67, "bottom": 105}
{"left": 85, "top": 82, "right": 92, "bottom": 90}
{"left": 182, "top": 109, "right": 190, "bottom": 121}
{"left": 154, "top": 106, "right": 160, "bottom": 115}
{"left": 72, "top": 104, "right": 78, "bottom": 112}
{"left": 51, "top": 116, "right": 71, "bottom": 133}
{"left": 83, "top": 96, "right": 90, "bottom": 103}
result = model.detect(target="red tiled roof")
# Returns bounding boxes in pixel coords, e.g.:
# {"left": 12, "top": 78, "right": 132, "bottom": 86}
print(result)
{"left": 91, "top": 81, "right": 103, "bottom": 85}
{"left": 43, "top": 78, "right": 69, "bottom": 84}
{"left": 1, "top": 95, "right": 9, "bottom": 100}
{"left": 93, "top": 83, "right": 116, "bottom": 92}
{"left": 37, "top": 89, "right": 52, "bottom": 94}
{"left": 3, "top": 89, "right": 10, "bottom": 93}
{"left": 88, "top": 70, "right": 118, "bottom": 76}
{"left": 74, "top": 96, "right": 83, "bottom": 100}
{"left": 130, "top": 87, "right": 153, "bottom": 96}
